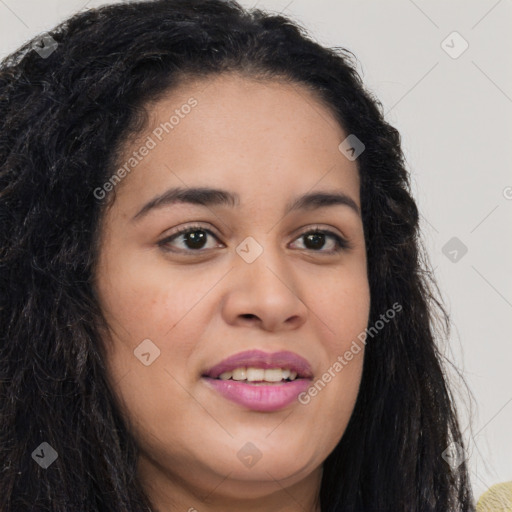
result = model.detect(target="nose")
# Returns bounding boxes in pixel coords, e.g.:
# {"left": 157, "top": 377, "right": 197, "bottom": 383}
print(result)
{"left": 220, "top": 243, "right": 309, "bottom": 332}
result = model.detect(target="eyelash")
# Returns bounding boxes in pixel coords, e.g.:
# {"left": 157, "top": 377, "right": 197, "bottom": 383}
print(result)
{"left": 158, "top": 224, "right": 350, "bottom": 255}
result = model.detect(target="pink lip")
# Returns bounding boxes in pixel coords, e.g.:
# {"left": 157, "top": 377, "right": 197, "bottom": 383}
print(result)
{"left": 201, "top": 349, "right": 313, "bottom": 412}
{"left": 203, "top": 349, "right": 313, "bottom": 379}
{"left": 203, "top": 378, "right": 311, "bottom": 412}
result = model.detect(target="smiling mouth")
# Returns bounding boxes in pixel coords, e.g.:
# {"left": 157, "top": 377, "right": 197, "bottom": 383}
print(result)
{"left": 211, "top": 366, "right": 302, "bottom": 384}
{"left": 202, "top": 371, "right": 311, "bottom": 412}
{"left": 202, "top": 349, "right": 314, "bottom": 381}
{"left": 201, "top": 349, "right": 313, "bottom": 410}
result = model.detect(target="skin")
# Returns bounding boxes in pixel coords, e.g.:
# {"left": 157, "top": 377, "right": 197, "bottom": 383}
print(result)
{"left": 94, "top": 73, "right": 370, "bottom": 512}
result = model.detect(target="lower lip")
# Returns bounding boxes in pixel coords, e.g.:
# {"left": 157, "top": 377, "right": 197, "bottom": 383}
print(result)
{"left": 202, "top": 377, "right": 311, "bottom": 412}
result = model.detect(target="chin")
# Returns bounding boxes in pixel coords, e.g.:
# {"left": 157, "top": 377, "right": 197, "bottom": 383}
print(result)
{"left": 205, "top": 458, "right": 317, "bottom": 498}
{"left": 206, "top": 441, "right": 318, "bottom": 483}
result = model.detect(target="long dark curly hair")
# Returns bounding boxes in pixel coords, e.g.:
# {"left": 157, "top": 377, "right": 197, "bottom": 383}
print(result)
{"left": 0, "top": 0, "right": 474, "bottom": 510}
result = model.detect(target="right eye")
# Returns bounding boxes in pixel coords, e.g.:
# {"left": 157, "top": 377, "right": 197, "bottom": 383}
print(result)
{"left": 158, "top": 224, "right": 224, "bottom": 253}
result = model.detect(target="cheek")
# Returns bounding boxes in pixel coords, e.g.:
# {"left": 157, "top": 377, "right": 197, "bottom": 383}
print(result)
{"left": 300, "top": 265, "right": 369, "bottom": 421}
{"left": 97, "top": 264, "right": 214, "bottom": 448}
{"left": 312, "top": 263, "right": 370, "bottom": 343}
{"left": 95, "top": 253, "right": 217, "bottom": 417}
{"left": 96, "top": 248, "right": 217, "bottom": 345}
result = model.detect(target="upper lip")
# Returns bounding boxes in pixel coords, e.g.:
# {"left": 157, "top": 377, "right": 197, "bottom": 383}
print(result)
{"left": 203, "top": 349, "right": 314, "bottom": 379}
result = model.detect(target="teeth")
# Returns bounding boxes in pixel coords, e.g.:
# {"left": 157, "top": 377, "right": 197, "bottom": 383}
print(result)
{"left": 263, "top": 369, "right": 284, "bottom": 382}
{"left": 247, "top": 368, "right": 265, "bottom": 381}
{"left": 232, "top": 368, "right": 247, "bottom": 380}
{"left": 216, "top": 367, "right": 298, "bottom": 382}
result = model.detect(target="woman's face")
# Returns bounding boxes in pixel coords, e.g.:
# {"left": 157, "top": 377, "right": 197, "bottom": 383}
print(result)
{"left": 94, "top": 73, "right": 370, "bottom": 507}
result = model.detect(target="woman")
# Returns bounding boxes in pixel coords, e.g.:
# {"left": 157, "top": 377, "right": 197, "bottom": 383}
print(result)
{"left": 0, "top": 0, "right": 475, "bottom": 510}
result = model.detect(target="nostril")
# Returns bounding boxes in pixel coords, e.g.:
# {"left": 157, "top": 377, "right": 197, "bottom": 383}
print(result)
{"left": 241, "top": 314, "right": 257, "bottom": 320}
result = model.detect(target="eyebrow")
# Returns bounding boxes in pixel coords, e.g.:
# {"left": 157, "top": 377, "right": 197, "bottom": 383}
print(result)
{"left": 131, "top": 186, "right": 360, "bottom": 222}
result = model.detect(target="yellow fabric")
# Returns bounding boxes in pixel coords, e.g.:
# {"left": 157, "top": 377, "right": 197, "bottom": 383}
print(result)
{"left": 477, "top": 481, "right": 512, "bottom": 512}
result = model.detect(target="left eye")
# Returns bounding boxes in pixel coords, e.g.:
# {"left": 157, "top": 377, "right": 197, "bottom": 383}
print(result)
{"left": 159, "top": 225, "right": 349, "bottom": 254}
{"left": 289, "top": 229, "right": 349, "bottom": 253}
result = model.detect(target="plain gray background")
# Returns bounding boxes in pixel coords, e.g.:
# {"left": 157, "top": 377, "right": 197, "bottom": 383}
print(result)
{"left": 1, "top": 0, "right": 510, "bottom": 500}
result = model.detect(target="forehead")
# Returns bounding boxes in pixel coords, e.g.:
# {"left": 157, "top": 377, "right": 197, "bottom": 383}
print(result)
{"left": 146, "top": 71, "right": 346, "bottom": 155}
{"left": 110, "top": 72, "right": 359, "bottom": 213}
